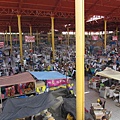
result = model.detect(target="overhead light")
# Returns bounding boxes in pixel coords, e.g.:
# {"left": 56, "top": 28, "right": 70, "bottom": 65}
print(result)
{"left": 64, "top": 24, "right": 71, "bottom": 27}
{"left": 55, "top": 29, "right": 58, "bottom": 31}
{"left": 86, "top": 15, "right": 104, "bottom": 22}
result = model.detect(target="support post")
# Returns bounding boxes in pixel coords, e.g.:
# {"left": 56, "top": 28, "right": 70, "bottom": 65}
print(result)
{"left": 36, "top": 30, "right": 39, "bottom": 46}
{"left": 51, "top": 16, "right": 55, "bottom": 61}
{"left": 47, "top": 32, "right": 50, "bottom": 44}
{"left": 4, "top": 32, "right": 5, "bottom": 46}
{"left": 116, "top": 27, "right": 118, "bottom": 51}
{"left": 5, "top": 30, "right": 8, "bottom": 46}
{"left": 61, "top": 32, "right": 62, "bottom": 44}
{"left": 17, "top": 15, "right": 23, "bottom": 64}
{"left": 104, "top": 20, "right": 107, "bottom": 52}
{"left": 16, "top": 33, "right": 18, "bottom": 44}
{"left": 116, "top": 27, "right": 118, "bottom": 36}
{"left": 9, "top": 26, "right": 12, "bottom": 54}
{"left": 39, "top": 33, "right": 41, "bottom": 44}
{"left": 30, "top": 25, "right": 32, "bottom": 50}
{"left": 67, "top": 27, "right": 70, "bottom": 46}
{"left": 75, "top": 0, "right": 85, "bottom": 120}
{"left": 0, "top": 87, "right": 2, "bottom": 110}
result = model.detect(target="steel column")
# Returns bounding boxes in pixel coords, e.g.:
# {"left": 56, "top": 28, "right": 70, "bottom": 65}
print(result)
{"left": 104, "top": 20, "right": 107, "bottom": 51}
{"left": 9, "top": 26, "right": 12, "bottom": 54}
{"left": 17, "top": 15, "right": 23, "bottom": 64}
{"left": 67, "top": 27, "right": 70, "bottom": 46}
{"left": 116, "top": 27, "right": 118, "bottom": 36}
{"left": 4, "top": 32, "right": 5, "bottom": 46}
{"left": 51, "top": 16, "right": 55, "bottom": 61}
{"left": 36, "top": 30, "right": 39, "bottom": 46}
{"left": 16, "top": 33, "right": 18, "bottom": 44}
{"left": 5, "top": 30, "right": 8, "bottom": 46}
{"left": 30, "top": 25, "right": 32, "bottom": 50}
{"left": 75, "top": 0, "right": 85, "bottom": 120}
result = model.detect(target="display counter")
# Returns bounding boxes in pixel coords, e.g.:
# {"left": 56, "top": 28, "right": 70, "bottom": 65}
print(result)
{"left": 90, "top": 103, "right": 104, "bottom": 120}
{"left": 90, "top": 103, "right": 112, "bottom": 120}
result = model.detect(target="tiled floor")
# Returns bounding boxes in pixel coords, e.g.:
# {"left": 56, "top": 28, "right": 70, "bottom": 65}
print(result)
{"left": 71, "top": 80, "right": 120, "bottom": 120}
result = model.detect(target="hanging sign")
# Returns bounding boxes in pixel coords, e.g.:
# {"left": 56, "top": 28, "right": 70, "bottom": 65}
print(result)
{"left": 58, "top": 36, "right": 62, "bottom": 41}
{"left": 0, "top": 42, "right": 4, "bottom": 48}
{"left": 92, "top": 35, "right": 98, "bottom": 40}
{"left": 46, "top": 79, "right": 69, "bottom": 87}
{"left": 13, "top": 38, "right": 18, "bottom": 41}
{"left": 25, "top": 36, "right": 35, "bottom": 42}
{"left": 112, "top": 36, "right": 118, "bottom": 41}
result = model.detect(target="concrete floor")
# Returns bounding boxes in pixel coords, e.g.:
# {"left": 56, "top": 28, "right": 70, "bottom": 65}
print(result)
{"left": 71, "top": 80, "right": 120, "bottom": 120}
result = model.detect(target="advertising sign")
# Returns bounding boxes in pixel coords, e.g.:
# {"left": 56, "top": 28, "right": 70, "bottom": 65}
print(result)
{"left": 25, "top": 36, "right": 35, "bottom": 42}
{"left": 46, "top": 79, "right": 69, "bottom": 87}
{"left": 58, "top": 36, "right": 62, "bottom": 41}
{"left": 112, "top": 36, "right": 118, "bottom": 41}
{"left": 92, "top": 35, "right": 98, "bottom": 40}
{"left": 0, "top": 42, "right": 4, "bottom": 48}
{"left": 13, "top": 38, "right": 18, "bottom": 41}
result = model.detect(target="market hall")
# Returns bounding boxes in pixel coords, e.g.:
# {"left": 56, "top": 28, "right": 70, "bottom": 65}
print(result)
{"left": 0, "top": 0, "right": 120, "bottom": 120}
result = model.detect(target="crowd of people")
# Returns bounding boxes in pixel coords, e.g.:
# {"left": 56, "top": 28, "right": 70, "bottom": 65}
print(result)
{"left": 0, "top": 43, "right": 77, "bottom": 82}
{"left": 0, "top": 38, "right": 119, "bottom": 120}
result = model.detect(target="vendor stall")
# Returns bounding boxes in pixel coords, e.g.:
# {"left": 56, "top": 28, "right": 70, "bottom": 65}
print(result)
{"left": 90, "top": 103, "right": 112, "bottom": 120}
{"left": 96, "top": 67, "right": 120, "bottom": 81}
{"left": 89, "top": 76, "right": 100, "bottom": 90}
{"left": 96, "top": 67, "right": 120, "bottom": 100}
{"left": 0, "top": 92, "right": 58, "bottom": 120}
{"left": 0, "top": 72, "right": 36, "bottom": 108}
{"left": 90, "top": 103, "right": 104, "bottom": 120}
{"left": 30, "top": 71, "right": 70, "bottom": 92}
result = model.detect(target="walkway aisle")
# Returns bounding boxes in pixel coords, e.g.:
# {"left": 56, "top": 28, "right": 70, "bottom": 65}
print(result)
{"left": 85, "top": 81, "right": 120, "bottom": 120}
{"left": 70, "top": 79, "right": 120, "bottom": 120}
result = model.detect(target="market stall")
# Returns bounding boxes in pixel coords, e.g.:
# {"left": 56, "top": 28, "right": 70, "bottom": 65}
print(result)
{"left": 0, "top": 72, "right": 36, "bottom": 108}
{"left": 96, "top": 67, "right": 120, "bottom": 101}
{"left": 30, "top": 71, "right": 70, "bottom": 92}
{"left": 90, "top": 103, "right": 112, "bottom": 120}
{"left": 0, "top": 92, "right": 58, "bottom": 120}
{"left": 89, "top": 76, "right": 100, "bottom": 90}
{"left": 96, "top": 67, "right": 120, "bottom": 81}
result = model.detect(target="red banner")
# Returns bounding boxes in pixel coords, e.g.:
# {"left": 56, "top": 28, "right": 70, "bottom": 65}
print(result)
{"left": 112, "top": 36, "right": 118, "bottom": 41}
{"left": 25, "top": 36, "right": 35, "bottom": 42}
{"left": 58, "top": 36, "right": 62, "bottom": 41}
{"left": 0, "top": 42, "right": 4, "bottom": 48}
{"left": 46, "top": 79, "right": 69, "bottom": 87}
{"left": 92, "top": 35, "right": 98, "bottom": 40}
{"left": 13, "top": 38, "right": 18, "bottom": 41}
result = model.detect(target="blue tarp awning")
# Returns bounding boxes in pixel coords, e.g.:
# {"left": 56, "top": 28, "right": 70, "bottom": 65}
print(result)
{"left": 30, "top": 71, "right": 69, "bottom": 80}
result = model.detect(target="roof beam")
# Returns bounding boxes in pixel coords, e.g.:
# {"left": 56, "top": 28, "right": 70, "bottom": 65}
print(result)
{"left": 86, "top": 1, "right": 117, "bottom": 9}
{"left": 0, "top": 8, "right": 74, "bottom": 18}
{"left": 85, "top": 0, "right": 100, "bottom": 15}
{"left": 53, "top": 0, "right": 61, "bottom": 13}
{"left": 18, "top": 0, "right": 23, "bottom": 13}
{"left": 106, "top": 5, "right": 120, "bottom": 17}
{"left": 9, "top": 15, "right": 13, "bottom": 25}
{"left": 0, "top": 0, "right": 18, "bottom": 4}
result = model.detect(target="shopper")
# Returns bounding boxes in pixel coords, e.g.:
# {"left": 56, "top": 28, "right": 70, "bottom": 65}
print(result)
{"left": 102, "top": 116, "right": 108, "bottom": 120}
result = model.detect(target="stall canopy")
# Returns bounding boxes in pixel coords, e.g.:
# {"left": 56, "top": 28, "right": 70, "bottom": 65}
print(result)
{"left": 0, "top": 92, "right": 59, "bottom": 120}
{"left": 0, "top": 72, "right": 35, "bottom": 87}
{"left": 96, "top": 67, "right": 120, "bottom": 81}
{"left": 30, "top": 71, "right": 69, "bottom": 80}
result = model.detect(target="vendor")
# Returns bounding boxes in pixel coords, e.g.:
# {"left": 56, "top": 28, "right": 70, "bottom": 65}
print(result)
{"left": 102, "top": 116, "right": 108, "bottom": 120}
{"left": 67, "top": 83, "right": 74, "bottom": 95}
{"left": 97, "top": 98, "right": 106, "bottom": 109}
{"left": 97, "top": 98, "right": 103, "bottom": 106}
{"left": 66, "top": 113, "right": 74, "bottom": 120}
{"left": 99, "top": 81, "right": 105, "bottom": 92}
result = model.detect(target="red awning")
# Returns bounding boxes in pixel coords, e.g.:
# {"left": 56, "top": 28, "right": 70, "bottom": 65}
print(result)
{"left": 0, "top": 72, "right": 35, "bottom": 87}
